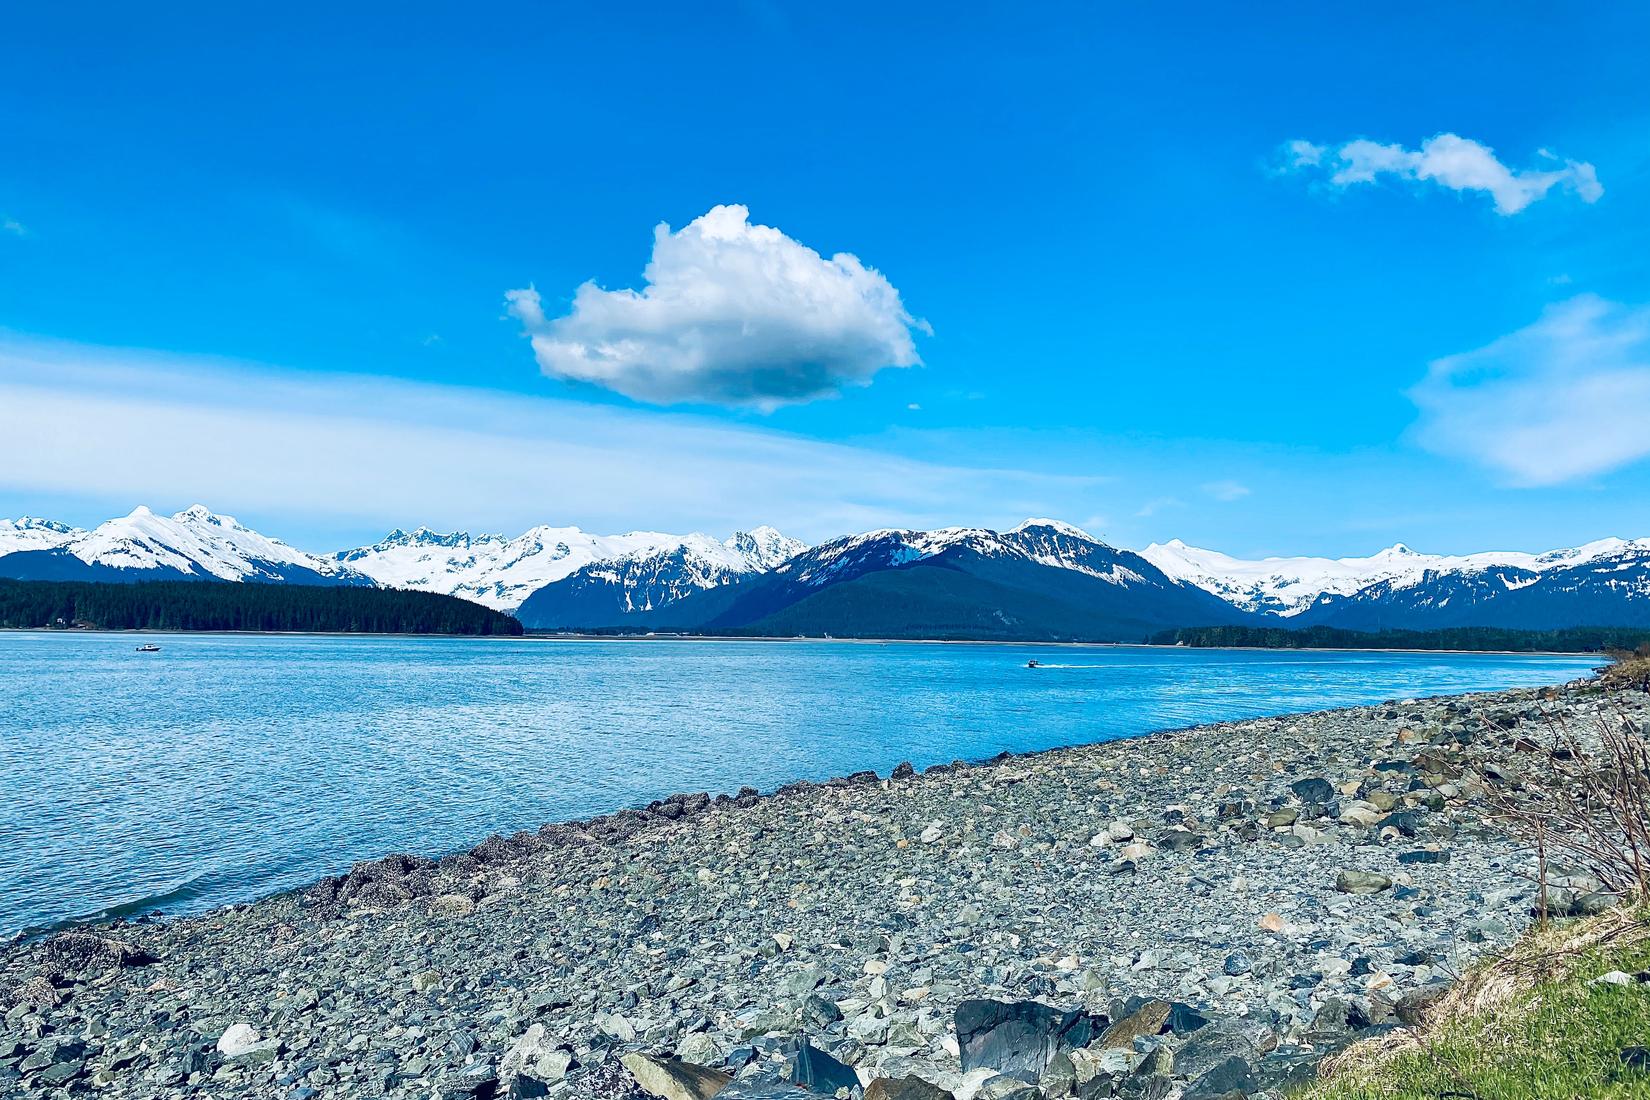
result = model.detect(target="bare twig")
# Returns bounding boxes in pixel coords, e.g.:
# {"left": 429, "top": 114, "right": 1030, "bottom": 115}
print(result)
{"left": 1469, "top": 690, "right": 1650, "bottom": 907}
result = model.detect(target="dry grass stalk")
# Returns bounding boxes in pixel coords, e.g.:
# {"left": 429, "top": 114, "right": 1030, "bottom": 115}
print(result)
{"left": 1315, "top": 908, "right": 1650, "bottom": 1083}
{"left": 1598, "top": 646, "right": 1650, "bottom": 693}
{"left": 1315, "top": 668, "right": 1650, "bottom": 1088}
{"left": 1470, "top": 696, "right": 1650, "bottom": 905}
{"left": 1316, "top": 1026, "right": 1423, "bottom": 1080}
{"left": 1430, "top": 905, "right": 1648, "bottom": 1021}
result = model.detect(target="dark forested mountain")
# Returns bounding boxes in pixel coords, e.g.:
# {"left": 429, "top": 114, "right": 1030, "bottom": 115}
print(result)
{"left": 514, "top": 537, "right": 804, "bottom": 629}
{"left": 522, "top": 521, "right": 1250, "bottom": 640}
{"left": 0, "top": 580, "right": 522, "bottom": 635}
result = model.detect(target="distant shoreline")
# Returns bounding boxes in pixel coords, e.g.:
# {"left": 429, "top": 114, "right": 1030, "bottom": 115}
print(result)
{"left": 0, "top": 624, "right": 1614, "bottom": 660}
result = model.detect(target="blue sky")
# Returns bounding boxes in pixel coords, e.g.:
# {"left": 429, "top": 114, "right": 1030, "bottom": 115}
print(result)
{"left": 2, "top": 2, "right": 1648, "bottom": 555}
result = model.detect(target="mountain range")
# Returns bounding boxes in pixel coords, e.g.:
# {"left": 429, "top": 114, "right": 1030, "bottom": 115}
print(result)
{"left": 330, "top": 523, "right": 803, "bottom": 612}
{"left": 3, "top": 505, "right": 1647, "bottom": 640}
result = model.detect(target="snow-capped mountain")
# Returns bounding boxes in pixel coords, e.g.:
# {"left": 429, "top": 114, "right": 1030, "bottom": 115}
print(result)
{"left": 337, "top": 524, "right": 806, "bottom": 612}
{"left": 515, "top": 530, "right": 807, "bottom": 628}
{"left": 1141, "top": 537, "right": 1647, "bottom": 617}
{"left": 1291, "top": 541, "right": 1650, "bottom": 632}
{"left": 519, "top": 519, "right": 1249, "bottom": 638}
{"left": 774, "top": 519, "right": 1145, "bottom": 590}
{"left": 5, "top": 504, "right": 1646, "bottom": 636}
{"left": 0, "top": 506, "right": 371, "bottom": 586}
{"left": 726, "top": 526, "right": 809, "bottom": 571}
{"left": 0, "top": 517, "right": 82, "bottom": 557}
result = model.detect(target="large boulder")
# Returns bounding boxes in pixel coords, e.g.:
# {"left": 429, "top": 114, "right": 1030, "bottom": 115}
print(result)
{"left": 865, "top": 1077, "right": 955, "bottom": 1100}
{"left": 1171, "top": 1017, "right": 1277, "bottom": 1083}
{"left": 42, "top": 933, "right": 156, "bottom": 973}
{"left": 956, "top": 999, "right": 1102, "bottom": 1082}
{"left": 1183, "top": 1055, "right": 1255, "bottom": 1099}
{"left": 1096, "top": 1000, "right": 1170, "bottom": 1049}
{"left": 619, "top": 1052, "right": 731, "bottom": 1100}
{"left": 1335, "top": 870, "right": 1393, "bottom": 895}
{"left": 785, "top": 1041, "right": 858, "bottom": 1094}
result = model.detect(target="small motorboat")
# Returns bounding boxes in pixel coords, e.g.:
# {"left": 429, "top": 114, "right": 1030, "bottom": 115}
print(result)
{"left": 135, "top": 644, "right": 161, "bottom": 653}
{"left": 1026, "top": 659, "right": 1040, "bottom": 668}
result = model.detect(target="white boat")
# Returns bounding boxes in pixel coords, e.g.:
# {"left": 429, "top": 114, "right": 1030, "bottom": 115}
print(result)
{"left": 135, "top": 644, "right": 161, "bottom": 653}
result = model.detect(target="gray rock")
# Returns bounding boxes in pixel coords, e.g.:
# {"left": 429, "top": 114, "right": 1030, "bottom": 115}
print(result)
{"left": 215, "top": 1022, "right": 262, "bottom": 1057}
{"left": 500, "top": 1024, "right": 572, "bottom": 1087}
{"left": 1172, "top": 1017, "right": 1275, "bottom": 1082}
{"left": 1183, "top": 1055, "right": 1254, "bottom": 1099}
{"left": 619, "top": 1051, "right": 731, "bottom": 1100}
{"left": 1289, "top": 778, "right": 1335, "bottom": 804}
{"left": 976, "top": 1075, "right": 1044, "bottom": 1100}
{"left": 956, "top": 999, "right": 1100, "bottom": 1081}
{"left": 9, "top": 976, "right": 59, "bottom": 1010}
{"left": 866, "top": 1077, "right": 956, "bottom": 1100}
{"left": 1096, "top": 1000, "right": 1169, "bottom": 1049}
{"left": 785, "top": 1040, "right": 858, "bottom": 1094}
{"left": 437, "top": 1063, "right": 503, "bottom": 1100}
{"left": 1336, "top": 870, "right": 1393, "bottom": 894}
{"left": 1393, "top": 983, "right": 1450, "bottom": 1027}
{"left": 41, "top": 932, "right": 156, "bottom": 973}
{"left": 1307, "top": 997, "right": 1371, "bottom": 1039}
{"left": 802, "top": 993, "right": 843, "bottom": 1028}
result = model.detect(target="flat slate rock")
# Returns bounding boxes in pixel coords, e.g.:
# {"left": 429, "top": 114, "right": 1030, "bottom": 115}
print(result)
{"left": 956, "top": 998, "right": 1101, "bottom": 1080}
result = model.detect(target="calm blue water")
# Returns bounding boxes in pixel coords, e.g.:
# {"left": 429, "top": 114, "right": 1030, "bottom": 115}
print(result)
{"left": 0, "top": 632, "right": 1597, "bottom": 935}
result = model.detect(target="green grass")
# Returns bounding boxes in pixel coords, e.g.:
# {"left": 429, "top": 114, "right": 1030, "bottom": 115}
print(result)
{"left": 1297, "top": 915, "right": 1650, "bottom": 1100}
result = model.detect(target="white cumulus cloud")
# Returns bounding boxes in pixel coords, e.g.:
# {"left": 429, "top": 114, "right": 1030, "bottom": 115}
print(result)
{"left": 506, "top": 204, "right": 927, "bottom": 409}
{"left": 1286, "top": 133, "right": 1602, "bottom": 215}
{"left": 0, "top": 334, "right": 1102, "bottom": 545}
{"left": 1410, "top": 295, "right": 1650, "bottom": 485}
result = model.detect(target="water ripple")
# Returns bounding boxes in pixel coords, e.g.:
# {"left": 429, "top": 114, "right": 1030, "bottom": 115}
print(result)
{"left": 0, "top": 633, "right": 1595, "bottom": 934}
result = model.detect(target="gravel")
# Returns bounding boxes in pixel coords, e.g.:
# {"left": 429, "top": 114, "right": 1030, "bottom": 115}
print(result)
{"left": 3, "top": 676, "right": 1642, "bottom": 1099}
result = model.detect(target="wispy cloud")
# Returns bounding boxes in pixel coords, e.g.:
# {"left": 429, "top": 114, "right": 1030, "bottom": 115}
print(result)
{"left": 1410, "top": 295, "right": 1650, "bottom": 485}
{"left": 2, "top": 216, "right": 25, "bottom": 237}
{"left": 1202, "top": 480, "right": 1251, "bottom": 502}
{"left": 507, "top": 204, "right": 928, "bottom": 410}
{"left": 1284, "top": 133, "right": 1602, "bottom": 215}
{"left": 1134, "top": 496, "right": 1184, "bottom": 518}
{"left": 0, "top": 336, "right": 1097, "bottom": 546}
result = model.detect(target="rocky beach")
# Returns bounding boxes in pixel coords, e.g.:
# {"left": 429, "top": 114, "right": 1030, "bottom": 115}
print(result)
{"left": 4, "top": 674, "right": 1645, "bottom": 1100}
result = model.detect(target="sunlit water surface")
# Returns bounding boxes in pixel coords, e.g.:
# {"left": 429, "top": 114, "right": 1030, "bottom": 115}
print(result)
{"left": 0, "top": 632, "right": 1597, "bottom": 934}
